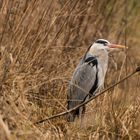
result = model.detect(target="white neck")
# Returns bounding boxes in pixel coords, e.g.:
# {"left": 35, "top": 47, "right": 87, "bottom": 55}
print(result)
{"left": 89, "top": 44, "right": 109, "bottom": 87}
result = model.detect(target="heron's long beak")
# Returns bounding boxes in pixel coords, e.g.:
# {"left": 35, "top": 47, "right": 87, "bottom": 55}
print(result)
{"left": 108, "top": 44, "right": 126, "bottom": 49}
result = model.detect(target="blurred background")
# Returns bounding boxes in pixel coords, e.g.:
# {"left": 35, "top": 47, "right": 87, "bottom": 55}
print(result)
{"left": 0, "top": 0, "right": 140, "bottom": 139}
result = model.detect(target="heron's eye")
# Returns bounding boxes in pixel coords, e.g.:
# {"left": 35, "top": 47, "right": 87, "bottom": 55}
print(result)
{"left": 104, "top": 42, "right": 108, "bottom": 46}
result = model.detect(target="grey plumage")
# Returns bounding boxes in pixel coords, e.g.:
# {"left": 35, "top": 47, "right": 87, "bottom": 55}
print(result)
{"left": 67, "top": 39, "right": 125, "bottom": 122}
{"left": 67, "top": 53, "right": 98, "bottom": 122}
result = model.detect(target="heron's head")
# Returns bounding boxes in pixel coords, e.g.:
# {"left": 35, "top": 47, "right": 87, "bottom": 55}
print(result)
{"left": 89, "top": 39, "right": 125, "bottom": 56}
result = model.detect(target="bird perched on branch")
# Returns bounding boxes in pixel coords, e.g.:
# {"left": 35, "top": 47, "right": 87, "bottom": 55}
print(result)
{"left": 67, "top": 39, "right": 125, "bottom": 122}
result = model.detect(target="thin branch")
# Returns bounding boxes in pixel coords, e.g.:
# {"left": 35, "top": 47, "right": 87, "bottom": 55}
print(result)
{"left": 35, "top": 66, "right": 140, "bottom": 124}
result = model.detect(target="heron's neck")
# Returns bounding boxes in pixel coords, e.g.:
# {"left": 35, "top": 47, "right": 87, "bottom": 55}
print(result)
{"left": 98, "top": 53, "right": 108, "bottom": 88}
{"left": 88, "top": 49, "right": 109, "bottom": 87}
{"left": 88, "top": 49, "right": 109, "bottom": 65}
{"left": 97, "top": 53, "right": 108, "bottom": 75}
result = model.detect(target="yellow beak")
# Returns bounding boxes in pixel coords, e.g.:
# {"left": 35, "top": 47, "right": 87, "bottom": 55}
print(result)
{"left": 108, "top": 44, "right": 126, "bottom": 49}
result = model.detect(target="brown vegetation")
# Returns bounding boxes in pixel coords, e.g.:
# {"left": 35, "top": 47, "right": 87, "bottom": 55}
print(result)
{"left": 0, "top": 0, "right": 140, "bottom": 139}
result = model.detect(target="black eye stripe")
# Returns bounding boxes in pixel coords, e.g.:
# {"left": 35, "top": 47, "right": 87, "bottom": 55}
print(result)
{"left": 95, "top": 40, "right": 109, "bottom": 45}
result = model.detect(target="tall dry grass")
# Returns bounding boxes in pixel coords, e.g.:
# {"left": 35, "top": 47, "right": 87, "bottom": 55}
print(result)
{"left": 0, "top": 0, "right": 140, "bottom": 139}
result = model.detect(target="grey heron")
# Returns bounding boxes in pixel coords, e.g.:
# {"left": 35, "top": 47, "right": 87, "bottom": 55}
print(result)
{"left": 67, "top": 39, "right": 125, "bottom": 122}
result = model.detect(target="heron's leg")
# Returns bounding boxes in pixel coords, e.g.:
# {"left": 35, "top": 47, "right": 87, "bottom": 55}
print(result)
{"left": 79, "top": 106, "right": 86, "bottom": 126}
{"left": 79, "top": 107, "right": 82, "bottom": 122}
{"left": 80, "top": 94, "right": 90, "bottom": 124}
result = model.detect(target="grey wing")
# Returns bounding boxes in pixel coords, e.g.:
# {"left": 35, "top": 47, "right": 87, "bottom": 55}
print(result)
{"left": 67, "top": 59, "right": 97, "bottom": 109}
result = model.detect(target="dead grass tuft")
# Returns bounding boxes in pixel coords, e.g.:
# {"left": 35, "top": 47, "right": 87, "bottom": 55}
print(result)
{"left": 0, "top": 0, "right": 140, "bottom": 139}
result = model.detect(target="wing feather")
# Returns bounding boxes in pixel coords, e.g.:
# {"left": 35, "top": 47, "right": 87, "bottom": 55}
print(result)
{"left": 67, "top": 54, "right": 98, "bottom": 109}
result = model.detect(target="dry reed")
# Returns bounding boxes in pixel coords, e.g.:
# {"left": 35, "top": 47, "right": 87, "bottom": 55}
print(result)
{"left": 0, "top": 0, "right": 140, "bottom": 139}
